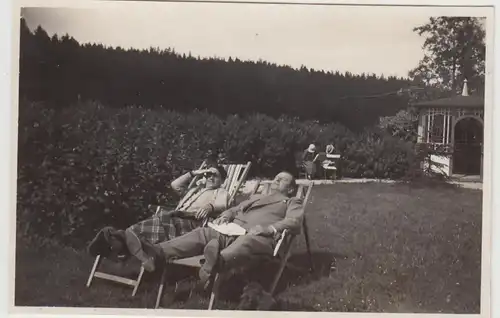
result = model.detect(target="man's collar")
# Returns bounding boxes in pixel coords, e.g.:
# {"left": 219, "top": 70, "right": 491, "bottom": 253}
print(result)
{"left": 251, "top": 192, "right": 289, "bottom": 208}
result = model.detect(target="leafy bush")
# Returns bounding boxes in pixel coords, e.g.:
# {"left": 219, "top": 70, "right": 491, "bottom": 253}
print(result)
{"left": 342, "top": 128, "right": 414, "bottom": 179}
{"left": 378, "top": 107, "right": 419, "bottom": 142}
{"left": 17, "top": 100, "right": 417, "bottom": 247}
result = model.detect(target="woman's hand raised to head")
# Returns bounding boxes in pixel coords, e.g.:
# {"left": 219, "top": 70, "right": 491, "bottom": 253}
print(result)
{"left": 191, "top": 168, "right": 211, "bottom": 176}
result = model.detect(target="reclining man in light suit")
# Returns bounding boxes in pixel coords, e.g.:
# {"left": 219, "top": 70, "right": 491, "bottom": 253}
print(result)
{"left": 154, "top": 171, "right": 304, "bottom": 287}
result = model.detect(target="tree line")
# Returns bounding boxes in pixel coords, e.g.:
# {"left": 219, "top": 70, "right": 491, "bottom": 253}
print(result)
{"left": 19, "top": 18, "right": 415, "bottom": 132}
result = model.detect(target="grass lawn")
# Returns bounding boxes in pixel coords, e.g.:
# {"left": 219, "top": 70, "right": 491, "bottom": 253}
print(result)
{"left": 14, "top": 182, "right": 483, "bottom": 313}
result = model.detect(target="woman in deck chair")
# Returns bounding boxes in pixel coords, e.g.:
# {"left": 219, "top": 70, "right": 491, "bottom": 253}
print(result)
{"left": 87, "top": 165, "right": 229, "bottom": 272}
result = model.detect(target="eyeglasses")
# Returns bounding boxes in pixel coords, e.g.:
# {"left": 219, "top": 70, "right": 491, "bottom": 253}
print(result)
{"left": 203, "top": 172, "right": 219, "bottom": 178}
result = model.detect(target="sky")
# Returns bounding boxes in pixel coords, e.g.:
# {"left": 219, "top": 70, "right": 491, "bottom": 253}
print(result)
{"left": 20, "top": 3, "right": 452, "bottom": 78}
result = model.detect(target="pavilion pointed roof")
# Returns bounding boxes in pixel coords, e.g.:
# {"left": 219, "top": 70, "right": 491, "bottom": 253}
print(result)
{"left": 413, "top": 79, "right": 484, "bottom": 109}
{"left": 413, "top": 95, "right": 484, "bottom": 108}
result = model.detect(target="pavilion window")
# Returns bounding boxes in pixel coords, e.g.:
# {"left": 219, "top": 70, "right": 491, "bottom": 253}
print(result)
{"left": 426, "top": 108, "right": 451, "bottom": 144}
{"left": 430, "top": 114, "right": 445, "bottom": 143}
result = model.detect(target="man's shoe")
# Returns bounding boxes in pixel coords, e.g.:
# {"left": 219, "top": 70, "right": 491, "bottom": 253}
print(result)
{"left": 141, "top": 256, "right": 156, "bottom": 272}
{"left": 199, "top": 239, "right": 220, "bottom": 284}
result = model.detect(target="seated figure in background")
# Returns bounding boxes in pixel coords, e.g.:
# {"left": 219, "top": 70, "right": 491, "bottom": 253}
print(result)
{"left": 302, "top": 143, "right": 319, "bottom": 180}
{"left": 322, "top": 144, "right": 339, "bottom": 180}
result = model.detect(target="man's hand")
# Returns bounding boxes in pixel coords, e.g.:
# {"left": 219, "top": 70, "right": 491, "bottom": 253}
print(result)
{"left": 195, "top": 205, "right": 212, "bottom": 220}
{"left": 212, "top": 216, "right": 230, "bottom": 225}
{"left": 248, "top": 225, "right": 275, "bottom": 237}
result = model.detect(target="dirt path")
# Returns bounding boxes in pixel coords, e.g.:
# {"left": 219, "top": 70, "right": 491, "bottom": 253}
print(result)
{"left": 240, "top": 178, "right": 482, "bottom": 193}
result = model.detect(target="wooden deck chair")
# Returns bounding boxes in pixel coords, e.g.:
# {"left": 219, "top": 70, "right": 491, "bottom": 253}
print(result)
{"left": 154, "top": 179, "right": 314, "bottom": 310}
{"left": 86, "top": 161, "right": 252, "bottom": 296}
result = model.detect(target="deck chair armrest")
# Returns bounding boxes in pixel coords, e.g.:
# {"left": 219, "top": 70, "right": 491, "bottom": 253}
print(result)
{"left": 148, "top": 204, "right": 160, "bottom": 215}
{"left": 148, "top": 204, "right": 176, "bottom": 216}
{"left": 273, "top": 229, "right": 290, "bottom": 257}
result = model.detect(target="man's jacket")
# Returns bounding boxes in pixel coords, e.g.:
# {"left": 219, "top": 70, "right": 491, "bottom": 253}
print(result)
{"left": 219, "top": 192, "right": 304, "bottom": 235}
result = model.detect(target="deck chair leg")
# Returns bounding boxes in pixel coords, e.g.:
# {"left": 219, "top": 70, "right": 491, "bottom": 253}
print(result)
{"left": 86, "top": 255, "right": 101, "bottom": 287}
{"left": 155, "top": 267, "right": 168, "bottom": 309}
{"left": 303, "top": 219, "right": 314, "bottom": 272}
{"left": 132, "top": 266, "right": 145, "bottom": 297}
{"left": 269, "top": 256, "right": 288, "bottom": 295}
{"left": 208, "top": 273, "right": 221, "bottom": 310}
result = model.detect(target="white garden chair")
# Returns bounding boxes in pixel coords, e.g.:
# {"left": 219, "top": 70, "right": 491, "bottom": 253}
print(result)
{"left": 322, "top": 153, "right": 341, "bottom": 180}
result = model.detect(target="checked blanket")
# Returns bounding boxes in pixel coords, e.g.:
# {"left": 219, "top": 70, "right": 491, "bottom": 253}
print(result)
{"left": 127, "top": 210, "right": 202, "bottom": 245}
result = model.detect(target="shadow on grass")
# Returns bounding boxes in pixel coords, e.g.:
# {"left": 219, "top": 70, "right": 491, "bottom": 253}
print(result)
{"left": 198, "top": 250, "right": 344, "bottom": 309}
{"left": 276, "top": 251, "right": 348, "bottom": 292}
{"left": 92, "top": 253, "right": 327, "bottom": 311}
